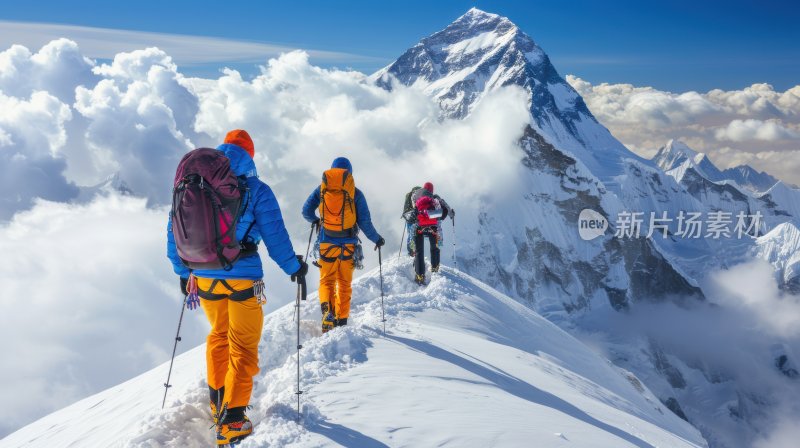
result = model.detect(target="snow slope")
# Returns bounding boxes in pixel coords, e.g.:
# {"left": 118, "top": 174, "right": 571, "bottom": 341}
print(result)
{"left": 0, "top": 259, "right": 706, "bottom": 447}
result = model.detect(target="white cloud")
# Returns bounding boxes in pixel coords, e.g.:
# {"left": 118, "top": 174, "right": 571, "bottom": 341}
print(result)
{"left": 0, "top": 89, "right": 78, "bottom": 219}
{"left": 567, "top": 76, "right": 800, "bottom": 185}
{"left": 715, "top": 119, "right": 800, "bottom": 142}
{"left": 72, "top": 47, "right": 201, "bottom": 203}
{"left": 0, "top": 195, "right": 210, "bottom": 436}
{"left": 0, "top": 38, "right": 97, "bottom": 102}
{"left": 710, "top": 259, "right": 800, "bottom": 339}
{"left": 754, "top": 413, "right": 800, "bottom": 448}
{"left": 0, "top": 90, "right": 71, "bottom": 155}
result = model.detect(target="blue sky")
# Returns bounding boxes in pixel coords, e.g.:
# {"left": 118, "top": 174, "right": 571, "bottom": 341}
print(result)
{"left": 1, "top": 0, "right": 798, "bottom": 91}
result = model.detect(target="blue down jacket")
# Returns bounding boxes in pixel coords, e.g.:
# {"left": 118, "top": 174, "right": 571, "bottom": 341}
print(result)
{"left": 167, "top": 143, "right": 300, "bottom": 280}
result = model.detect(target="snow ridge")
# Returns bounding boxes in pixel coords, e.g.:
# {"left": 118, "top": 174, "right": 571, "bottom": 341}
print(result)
{"left": 0, "top": 259, "right": 706, "bottom": 448}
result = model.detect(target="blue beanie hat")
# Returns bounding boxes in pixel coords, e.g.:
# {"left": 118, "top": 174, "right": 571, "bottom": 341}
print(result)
{"left": 331, "top": 157, "right": 353, "bottom": 173}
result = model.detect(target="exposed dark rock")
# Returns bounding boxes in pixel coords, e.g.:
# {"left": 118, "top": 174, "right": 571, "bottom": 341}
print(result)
{"left": 662, "top": 397, "right": 689, "bottom": 422}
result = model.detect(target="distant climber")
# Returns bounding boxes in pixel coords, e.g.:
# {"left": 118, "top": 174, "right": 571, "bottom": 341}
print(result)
{"left": 167, "top": 129, "right": 307, "bottom": 446}
{"left": 302, "top": 157, "right": 384, "bottom": 333}
{"left": 405, "top": 182, "right": 453, "bottom": 284}
{"left": 402, "top": 185, "right": 422, "bottom": 257}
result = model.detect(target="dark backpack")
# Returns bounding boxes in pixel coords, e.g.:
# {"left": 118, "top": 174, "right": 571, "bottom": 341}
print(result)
{"left": 402, "top": 186, "right": 422, "bottom": 222}
{"left": 171, "top": 148, "right": 256, "bottom": 270}
{"left": 403, "top": 187, "right": 420, "bottom": 214}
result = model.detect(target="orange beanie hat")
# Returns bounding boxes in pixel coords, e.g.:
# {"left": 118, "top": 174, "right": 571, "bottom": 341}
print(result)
{"left": 224, "top": 129, "right": 255, "bottom": 158}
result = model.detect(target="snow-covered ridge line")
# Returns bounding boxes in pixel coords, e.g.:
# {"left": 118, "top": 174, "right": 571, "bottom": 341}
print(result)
{"left": 0, "top": 259, "right": 706, "bottom": 447}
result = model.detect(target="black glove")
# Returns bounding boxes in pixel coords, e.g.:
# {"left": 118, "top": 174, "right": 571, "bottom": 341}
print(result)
{"left": 374, "top": 237, "right": 385, "bottom": 250}
{"left": 311, "top": 218, "right": 320, "bottom": 231}
{"left": 291, "top": 257, "right": 309, "bottom": 283}
{"left": 180, "top": 277, "right": 189, "bottom": 296}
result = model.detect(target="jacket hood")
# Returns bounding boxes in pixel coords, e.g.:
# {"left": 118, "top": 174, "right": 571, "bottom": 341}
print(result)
{"left": 217, "top": 143, "right": 258, "bottom": 178}
{"left": 331, "top": 157, "right": 352, "bottom": 173}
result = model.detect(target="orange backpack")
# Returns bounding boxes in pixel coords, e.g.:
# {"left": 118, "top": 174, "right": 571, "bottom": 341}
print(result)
{"left": 319, "top": 168, "right": 357, "bottom": 237}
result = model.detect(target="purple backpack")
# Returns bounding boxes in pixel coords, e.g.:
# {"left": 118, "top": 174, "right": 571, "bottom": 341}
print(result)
{"left": 171, "top": 148, "right": 255, "bottom": 270}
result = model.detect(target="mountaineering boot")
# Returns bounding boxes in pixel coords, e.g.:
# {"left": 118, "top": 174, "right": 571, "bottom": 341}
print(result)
{"left": 334, "top": 317, "right": 348, "bottom": 327}
{"left": 216, "top": 416, "right": 253, "bottom": 446}
{"left": 321, "top": 302, "right": 336, "bottom": 333}
{"left": 415, "top": 274, "right": 425, "bottom": 285}
{"left": 431, "top": 264, "right": 440, "bottom": 273}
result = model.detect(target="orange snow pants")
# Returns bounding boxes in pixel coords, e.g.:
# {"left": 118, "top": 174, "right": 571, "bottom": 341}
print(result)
{"left": 196, "top": 277, "right": 263, "bottom": 409}
{"left": 318, "top": 243, "right": 356, "bottom": 319}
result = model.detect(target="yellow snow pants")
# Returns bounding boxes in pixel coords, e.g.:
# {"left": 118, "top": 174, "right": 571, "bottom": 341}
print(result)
{"left": 197, "top": 277, "right": 263, "bottom": 410}
{"left": 318, "top": 243, "right": 356, "bottom": 319}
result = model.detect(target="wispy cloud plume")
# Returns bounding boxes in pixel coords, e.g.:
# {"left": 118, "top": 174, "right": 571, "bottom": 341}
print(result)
{"left": 0, "top": 20, "right": 375, "bottom": 65}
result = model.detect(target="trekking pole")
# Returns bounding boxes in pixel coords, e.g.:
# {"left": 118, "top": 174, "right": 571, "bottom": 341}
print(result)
{"left": 162, "top": 294, "right": 188, "bottom": 409}
{"left": 378, "top": 246, "right": 386, "bottom": 335}
{"left": 305, "top": 222, "right": 316, "bottom": 261}
{"left": 452, "top": 216, "right": 457, "bottom": 270}
{"left": 294, "top": 256, "right": 307, "bottom": 421}
{"left": 398, "top": 222, "right": 406, "bottom": 258}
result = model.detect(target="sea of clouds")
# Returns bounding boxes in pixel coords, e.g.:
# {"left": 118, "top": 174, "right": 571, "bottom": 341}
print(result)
{"left": 568, "top": 75, "right": 800, "bottom": 185}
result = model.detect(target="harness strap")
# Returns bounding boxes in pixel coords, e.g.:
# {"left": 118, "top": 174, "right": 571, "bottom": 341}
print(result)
{"left": 197, "top": 279, "right": 256, "bottom": 302}
{"left": 417, "top": 225, "right": 439, "bottom": 236}
{"left": 319, "top": 244, "right": 355, "bottom": 263}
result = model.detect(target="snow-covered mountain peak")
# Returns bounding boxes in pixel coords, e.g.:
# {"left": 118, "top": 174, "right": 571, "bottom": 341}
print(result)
{"left": 653, "top": 140, "right": 786, "bottom": 197}
{"left": 721, "top": 164, "right": 780, "bottom": 194}
{"left": 455, "top": 7, "right": 513, "bottom": 29}
{"left": 653, "top": 139, "right": 734, "bottom": 187}
{"left": 75, "top": 171, "right": 134, "bottom": 203}
{"left": 0, "top": 260, "right": 706, "bottom": 447}
{"left": 653, "top": 139, "right": 704, "bottom": 171}
{"left": 372, "top": 8, "right": 640, "bottom": 182}
{"left": 372, "top": 7, "right": 547, "bottom": 111}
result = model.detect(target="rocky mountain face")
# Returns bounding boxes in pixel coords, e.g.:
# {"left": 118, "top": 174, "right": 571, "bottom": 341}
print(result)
{"left": 373, "top": 8, "right": 799, "bottom": 448}
{"left": 721, "top": 165, "right": 780, "bottom": 194}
